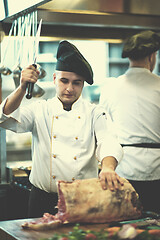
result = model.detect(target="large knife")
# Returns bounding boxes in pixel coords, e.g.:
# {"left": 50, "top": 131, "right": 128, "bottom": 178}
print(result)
{"left": 26, "top": 19, "right": 42, "bottom": 99}
{"left": 109, "top": 211, "right": 160, "bottom": 228}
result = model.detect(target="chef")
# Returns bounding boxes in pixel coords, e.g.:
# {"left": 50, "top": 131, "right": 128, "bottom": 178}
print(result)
{"left": 100, "top": 30, "right": 160, "bottom": 213}
{"left": 0, "top": 40, "right": 123, "bottom": 218}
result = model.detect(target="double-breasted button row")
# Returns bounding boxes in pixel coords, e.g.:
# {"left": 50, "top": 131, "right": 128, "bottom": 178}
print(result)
{"left": 52, "top": 154, "right": 77, "bottom": 161}
{"left": 54, "top": 116, "right": 81, "bottom": 119}
{"left": 52, "top": 135, "right": 78, "bottom": 140}
{"left": 52, "top": 175, "right": 75, "bottom": 181}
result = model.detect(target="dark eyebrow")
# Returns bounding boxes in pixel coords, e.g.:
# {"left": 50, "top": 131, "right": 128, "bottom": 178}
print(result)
{"left": 60, "top": 78, "right": 83, "bottom": 83}
{"left": 60, "top": 78, "right": 69, "bottom": 81}
{"left": 73, "top": 79, "right": 83, "bottom": 83}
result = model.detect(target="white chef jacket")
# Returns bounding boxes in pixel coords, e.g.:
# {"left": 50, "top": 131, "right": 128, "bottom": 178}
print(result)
{"left": 0, "top": 96, "right": 123, "bottom": 193}
{"left": 100, "top": 67, "right": 160, "bottom": 181}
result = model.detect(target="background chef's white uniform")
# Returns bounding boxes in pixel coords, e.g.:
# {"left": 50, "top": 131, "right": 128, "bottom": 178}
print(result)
{"left": 0, "top": 96, "right": 123, "bottom": 193}
{"left": 100, "top": 68, "right": 160, "bottom": 181}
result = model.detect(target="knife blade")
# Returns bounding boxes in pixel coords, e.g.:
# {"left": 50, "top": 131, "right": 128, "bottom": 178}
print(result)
{"left": 109, "top": 211, "right": 160, "bottom": 229}
{"left": 26, "top": 19, "right": 42, "bottom": 99}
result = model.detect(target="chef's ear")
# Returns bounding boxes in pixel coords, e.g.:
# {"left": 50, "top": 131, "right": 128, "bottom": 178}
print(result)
{"left": 148, "top": 52, "right": 154, "bottom": 63}
{"left": 53, "top": 72, "right": 56, "bottom": 84}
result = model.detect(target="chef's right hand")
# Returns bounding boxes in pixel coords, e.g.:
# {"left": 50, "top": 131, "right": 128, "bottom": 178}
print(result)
{"left": 20, "top": 65, "right": 39, "bottom": 91}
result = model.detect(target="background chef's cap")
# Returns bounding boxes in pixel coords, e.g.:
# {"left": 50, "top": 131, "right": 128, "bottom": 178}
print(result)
{"left": 122, "top": 30, "right": 160, "bottom": 59}
{"left": 56, "top": 40, "right": 93, "bottom": 85}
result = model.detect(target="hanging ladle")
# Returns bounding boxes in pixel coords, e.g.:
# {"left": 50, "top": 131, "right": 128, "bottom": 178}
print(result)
{"left": 0, "top": 21, "right": 15, "bottom": 75}
{"left": 36, "top": 63, "right": 46, "bottom": 79}
{"left": 32, "top": 83, "right": 45, "bottom": 98}
{"left": 12, "top": 64, "right": 22, "bottom": 88}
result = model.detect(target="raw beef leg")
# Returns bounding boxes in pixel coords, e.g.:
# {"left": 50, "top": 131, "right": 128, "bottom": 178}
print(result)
{"left": 22, "top": 178, "right": 142, "bottom": 230}
{"left": 57, "top": 178, "right": 142, "bottom": 223}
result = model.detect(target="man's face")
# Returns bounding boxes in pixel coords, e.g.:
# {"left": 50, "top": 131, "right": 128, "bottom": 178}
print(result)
{"left": 53, "top": 71, "right": 84, "bottom": 107}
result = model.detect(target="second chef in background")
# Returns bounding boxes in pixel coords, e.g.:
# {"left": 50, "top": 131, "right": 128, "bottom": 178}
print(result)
{"left": 100, "top": 30, "right": 160, "bottom": 213}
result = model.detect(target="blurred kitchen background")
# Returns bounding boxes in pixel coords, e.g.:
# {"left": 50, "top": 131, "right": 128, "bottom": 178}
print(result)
{"left": 0, "top": 0, "right": 160, "bottom": 220}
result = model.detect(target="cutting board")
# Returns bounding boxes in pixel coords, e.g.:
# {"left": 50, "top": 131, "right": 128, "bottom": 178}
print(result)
{"left": 0, "top": 218, "right": 110, "bottom": 240}
{"left": 0, "top": 214, "right": 159, "bottom": 240}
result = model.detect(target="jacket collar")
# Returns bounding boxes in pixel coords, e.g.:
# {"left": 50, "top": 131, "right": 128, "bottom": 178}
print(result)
{"left": 53, "top": 95, "right": 82, "bottom": 112}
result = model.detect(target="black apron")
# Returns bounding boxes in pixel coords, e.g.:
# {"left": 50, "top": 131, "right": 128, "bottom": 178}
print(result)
{"left": 121, "top": 143, "right": 160, "bottom": 148}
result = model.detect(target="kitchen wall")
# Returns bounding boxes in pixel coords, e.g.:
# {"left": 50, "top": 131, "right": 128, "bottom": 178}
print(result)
{"left": 1, "top": 35, "right": 160, "bottom": 163}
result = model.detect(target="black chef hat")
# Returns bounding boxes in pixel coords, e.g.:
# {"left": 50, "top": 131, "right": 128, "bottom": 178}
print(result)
{"left": 122, "top": 30, "right": 160, "bottom": 59}
{"left": 56, "top": 40, "right": 93, "bottom": 85}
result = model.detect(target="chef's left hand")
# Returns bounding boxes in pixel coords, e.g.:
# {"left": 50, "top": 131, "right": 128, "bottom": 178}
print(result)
{"left": 99, "top": 156, "right": 124, "bottom": 191}
{"left": 99, "top": 168, "right": 124, "bottom": 191}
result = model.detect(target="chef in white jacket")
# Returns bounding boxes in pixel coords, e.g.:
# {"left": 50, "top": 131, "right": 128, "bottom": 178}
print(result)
{"left": 100, "top": 31, "right": 160, "bottom": 213}
{"left": 0, "top": 40, "right": 123, "bottom": 218}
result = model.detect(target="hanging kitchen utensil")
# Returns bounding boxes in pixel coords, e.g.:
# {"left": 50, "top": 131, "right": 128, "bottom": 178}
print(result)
{"left": 13, "top": 19, "right": 18, "bottom": 61}
{"left": 0, "top": 22, "right": 5, "bottom": 43}
{"left": 15, "top": 14, "right": 32, "bottom": 87}
{"left": 24, "top": 12, "right": 45, "bottom": 98}
{"left": 15, "top": 12, "right": 44, "bottom": 98}
{"left": 21, "top": 13, "right": 32, "bottom": 68}
{"left": 0, "top": 20, "right": 15, "bottom": 75}
{"left": 36, "top": 63, "right": 46, "bottom": 79}
{"left": 12, "top": 15, "right": 26, "bottom": 88}
{"left": 12, "top": 18, "right": 21, "bottom": 88}
{"left": 32, "top": 11, "right": 46, "bottom": 80}
{"left": 32, "top": 83, "right": 45, "bottom": 98}
{"left": 26, "top": 18, "right": 43, "bottom": 99}
{"left": 13, "top": 17, "right": 25, "bottom": 88}
{"left": 12, "top": 64, "right": 22, "bottom": 88}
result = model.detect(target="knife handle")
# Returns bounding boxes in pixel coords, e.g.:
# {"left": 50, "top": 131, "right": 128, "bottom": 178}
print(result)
{"left": 26, "top": 64, "right": 37, "bottom": 99}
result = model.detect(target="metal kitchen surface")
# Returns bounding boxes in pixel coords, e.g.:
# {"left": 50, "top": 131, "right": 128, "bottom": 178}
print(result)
{"left": 1, "top": 0, "right": 160, "bottom": 40}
